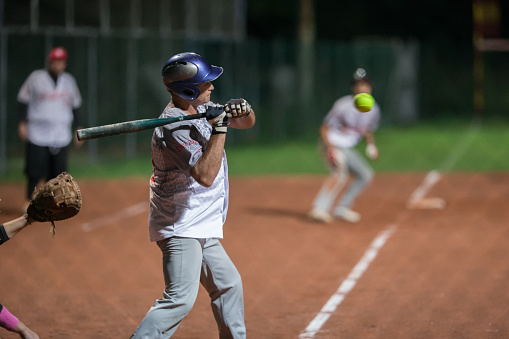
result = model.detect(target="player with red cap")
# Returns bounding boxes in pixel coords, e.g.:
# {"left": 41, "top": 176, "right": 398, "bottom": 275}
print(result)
{"left": 48, "top": 47, "right": 67, "bottom": 61}
{"left": 17, "top": 47, "right": 83, "bottom": 212}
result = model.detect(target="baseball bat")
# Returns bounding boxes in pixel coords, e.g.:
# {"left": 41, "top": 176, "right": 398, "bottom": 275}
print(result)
{"left": 77, "top": 112, "right": 212, "bottom": 141}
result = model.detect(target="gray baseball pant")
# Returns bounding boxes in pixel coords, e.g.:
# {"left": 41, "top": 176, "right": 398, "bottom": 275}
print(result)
{"left": 312, "top": 147, "right": 374, "bottom": 214}
{"left": 130, "top": 237, "right": 245, "bottom": 339}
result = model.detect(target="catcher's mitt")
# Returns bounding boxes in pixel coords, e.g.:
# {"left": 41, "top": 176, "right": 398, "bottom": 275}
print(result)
{"left": 26, "top": 172, "right": 82, "bottom": 237}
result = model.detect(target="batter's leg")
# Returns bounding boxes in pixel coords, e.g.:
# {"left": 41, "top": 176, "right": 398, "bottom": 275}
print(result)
{"left": 131, "top": 237, "right": 204, "bottom": 339}
{"left": 201, "top": 239, "right": 246, "bottom": 339}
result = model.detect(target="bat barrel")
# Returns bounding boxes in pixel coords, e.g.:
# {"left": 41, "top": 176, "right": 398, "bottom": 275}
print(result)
{"left": 76, "top": 112, "right": 208, "bottom": 141}
{"left": 77, "top": 120, "right": 154, "bottom": 140}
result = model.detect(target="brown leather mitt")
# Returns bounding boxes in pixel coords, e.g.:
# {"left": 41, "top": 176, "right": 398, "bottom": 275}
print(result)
{"left": 26, "top": 172, "right": 82, "bottom": 236}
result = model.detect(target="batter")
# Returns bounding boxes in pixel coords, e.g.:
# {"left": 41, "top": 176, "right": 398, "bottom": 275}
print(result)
{"left": 131, "top": 52, "right": 255, "bottom": 339}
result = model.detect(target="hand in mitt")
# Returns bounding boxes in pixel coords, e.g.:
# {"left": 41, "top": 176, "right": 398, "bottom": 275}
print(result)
{"left": 26, "top": 172, "right": 82, "bottom": 237}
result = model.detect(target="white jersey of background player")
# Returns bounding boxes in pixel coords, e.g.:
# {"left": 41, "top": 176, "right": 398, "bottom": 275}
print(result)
{"left": 309, "top": 70, "right": 381, "bottom": 223}
{"left": 17, "top": 47, "right": 82, "bottom": 148}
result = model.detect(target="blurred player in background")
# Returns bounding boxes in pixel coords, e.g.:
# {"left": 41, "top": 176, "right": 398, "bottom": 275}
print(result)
{"left": 17, "top": 47, "right": 83, "bottom": 212}
{"left": 131, "top": 52, "right": 255, "bottom": 339}
{"left": 308, "top": 69, "right": 381, "bottom": 223}
{"left": 0, "top": 213, "right": 39, "bottom": 339}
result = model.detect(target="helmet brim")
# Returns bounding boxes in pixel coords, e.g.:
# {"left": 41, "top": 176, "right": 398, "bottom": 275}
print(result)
{"left": 202, "top": 65, "right": 223, "bottom": 83}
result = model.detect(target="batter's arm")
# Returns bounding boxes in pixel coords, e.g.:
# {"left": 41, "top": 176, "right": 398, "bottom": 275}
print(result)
{"left": 190, "top": 134, "right": 226, "bottom": 187}
{"left": 229, "top": 108, "right": 256, "bottom": 129}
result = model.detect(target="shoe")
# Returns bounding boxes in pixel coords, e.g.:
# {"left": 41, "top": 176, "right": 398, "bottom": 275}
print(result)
{"left": 333, "top": 207, "right": 361, "bottom": 223}
{"left": 308, "top": 208, "right": 332, "bottom": 223}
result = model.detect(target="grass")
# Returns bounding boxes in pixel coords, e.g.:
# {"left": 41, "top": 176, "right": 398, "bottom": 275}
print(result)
{"left": 1, "top": 121, "right": 508, "bottom": 182}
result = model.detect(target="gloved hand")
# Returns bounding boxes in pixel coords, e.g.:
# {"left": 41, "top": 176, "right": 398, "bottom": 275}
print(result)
{"left": 26, "top": 172, "right": 82, "bottom": 237}
{"left": 224, "top": 99, "right": 251, "bottom": 118}
{"left": 205, "top": 105, "right": 229, "bottom": 134}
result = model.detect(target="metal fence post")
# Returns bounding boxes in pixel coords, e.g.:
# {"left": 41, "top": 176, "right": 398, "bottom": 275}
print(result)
{"left": 88, "top": 35, "right": 98, "bottom": 164}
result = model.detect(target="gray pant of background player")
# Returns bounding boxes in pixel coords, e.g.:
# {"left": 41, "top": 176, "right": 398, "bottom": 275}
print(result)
{"left": 312, "top": 147, "right": 374, "bottom": 214}
{"left": 131, "top": 237, "right": 246, "bottom": 339}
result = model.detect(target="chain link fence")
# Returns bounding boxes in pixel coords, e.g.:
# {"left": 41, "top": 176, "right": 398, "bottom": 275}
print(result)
{"left": 2, "top": 2, "right": 509, "bottom": 176}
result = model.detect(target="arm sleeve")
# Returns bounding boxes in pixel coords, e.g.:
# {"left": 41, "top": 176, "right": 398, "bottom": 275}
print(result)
{"left": 0, "top": 303, "right": 19, "bottom": 331}
{"left": 157, "top": 123, "right": 205, "bottom": 173}
{"left": 0, "top": 225, "right": 9, "bottom": 246}
{"left": 70, "top": 75, "right": 82, "bottom": 109}
{"left": 72, "top": 108, "right": 81, "bottom": 128}
{"left": 18, "top": 103, "right": 28, "bottom": 123}
{"left": 18, "top": 73, "right": 33, "bottom": 105}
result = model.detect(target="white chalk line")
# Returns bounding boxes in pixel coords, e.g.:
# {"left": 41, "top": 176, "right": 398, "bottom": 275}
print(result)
{"left": 407, "top": 122, "right": 480, "bottom": 205}
{"left": 299, "top": 225, "right": 396, "bottom": 338}
{"left": 440, "top": 121, "right": 480, "bottom": 173}
{"left": 299, "top": 123, "right": 479, "bottom": 338}
{"left": 407, "top": 170, "right": 442, "bottom": 202}
{"left": 81, "top": 201, "right": 148, "bottom": 232}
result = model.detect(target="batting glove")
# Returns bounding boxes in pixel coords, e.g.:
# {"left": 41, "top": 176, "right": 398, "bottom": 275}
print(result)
{"left": 224, "top": 98, "right": 251, "bottom": 118}
{"left": 205, "top": 106, "right": 229, "bottom": 134}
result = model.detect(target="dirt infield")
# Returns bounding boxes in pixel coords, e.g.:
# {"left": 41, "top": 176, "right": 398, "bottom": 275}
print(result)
{"left": 1, "top": 173, "right": 508, "bottom": 338}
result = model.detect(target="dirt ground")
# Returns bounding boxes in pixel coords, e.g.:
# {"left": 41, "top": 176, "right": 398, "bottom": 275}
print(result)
{"left": 1, "top": 172, "right": 508, "bottom": 339}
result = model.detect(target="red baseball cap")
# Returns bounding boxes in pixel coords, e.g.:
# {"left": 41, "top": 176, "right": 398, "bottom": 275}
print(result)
{"left": 48, "top": 47, "right": 67, "bottom": 61}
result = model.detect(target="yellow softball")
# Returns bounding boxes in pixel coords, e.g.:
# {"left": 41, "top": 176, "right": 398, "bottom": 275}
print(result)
{"left": 353, "top": 93, "right": 375, "bottom": 113}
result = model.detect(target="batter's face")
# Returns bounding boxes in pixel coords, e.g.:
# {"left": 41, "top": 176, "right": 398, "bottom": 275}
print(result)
{"left": 48, "top": 60, "right": 67, "bottom": 75}
{"left": 194, "top": 81, "right": 214, "bottom": 105}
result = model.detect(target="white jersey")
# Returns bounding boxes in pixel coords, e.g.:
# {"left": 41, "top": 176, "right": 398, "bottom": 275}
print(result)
{"left": 148, "top": 102, "right": 229, "bottom": 242}
{"left": 17, "top": 69, "right": 82, "bottom": 147}
{"left": 323, "top": 94, "right": 381, "bottom": 148}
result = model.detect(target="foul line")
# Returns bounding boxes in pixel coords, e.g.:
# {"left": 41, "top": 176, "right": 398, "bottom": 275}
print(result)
{"left": 407, "top": 170, "right": 442, "bottom": 203}
{"left": 440, "top": 121, "right": 480, "bottom": 172}
{"left": 407, "top": 122, "right": 480, "bottom": 205}
{"left": 299, "top": 122, "right": 480, "bottom": 338}
{"left": 81, "top": 202, "right": 148, "bottom": 232}
{"left": 299, "top": 225, "right": 396, "bottom": 338}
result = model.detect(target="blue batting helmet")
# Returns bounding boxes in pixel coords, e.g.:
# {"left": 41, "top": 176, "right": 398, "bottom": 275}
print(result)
{"left": 162, "top": 52, "right": 223, "bottom": 101}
